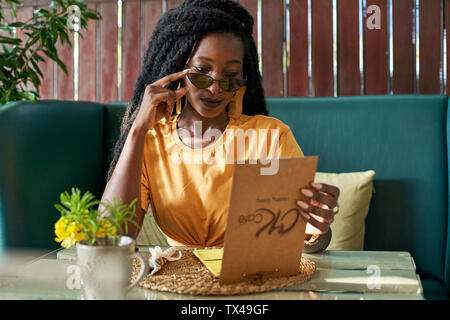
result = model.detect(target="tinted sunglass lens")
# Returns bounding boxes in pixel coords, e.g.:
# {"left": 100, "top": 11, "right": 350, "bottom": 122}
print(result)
{"left": 188, "top": 73, "right": 212, "bottom": 89}
{"left": 188, "top": 73, "right": 245, "bottom": 92}
{"left": 219, "top": 79, "right": 230, "bottom": 91}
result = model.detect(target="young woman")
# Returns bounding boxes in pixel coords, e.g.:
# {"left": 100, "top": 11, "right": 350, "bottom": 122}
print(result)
{"left": 101, "top": 0, "right": 339, "bottom": 253}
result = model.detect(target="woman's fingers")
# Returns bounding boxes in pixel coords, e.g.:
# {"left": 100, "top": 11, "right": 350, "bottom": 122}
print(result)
{"left": 297, "top": 182, "right": 340, "bottom": 235}
{"left": 151, "top": 69, "right": 190, "bottom": 88}
{"left": 148, "top": 74, "right": 189, "bottom": 122}
{"left": 300, "top": 210, "right": 330, "bottom": 233}
{"left": 297, "top": 200, "right": 335, "bottom": 222}
{"left": 300, "top": 187, "right": 338, "bottom": 209}
{"left": 311, "top": 183, "right": 340, "bottom": 199}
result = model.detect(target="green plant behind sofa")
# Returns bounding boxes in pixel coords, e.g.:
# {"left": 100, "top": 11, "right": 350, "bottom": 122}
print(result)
{"left": 0, "top": 0, "right": 100, "bottom": 104}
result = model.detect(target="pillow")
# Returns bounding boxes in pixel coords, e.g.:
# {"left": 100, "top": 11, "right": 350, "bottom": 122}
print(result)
{"left": 136, "top": 208, "right": 169, "bottom": 246}
{"left": 314, "top": 170, "right": 376, "bottom": 250}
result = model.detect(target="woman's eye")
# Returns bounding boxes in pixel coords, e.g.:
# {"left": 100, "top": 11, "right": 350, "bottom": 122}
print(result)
{"left": 193, "top": 66, "right": 209, "bottom": 73}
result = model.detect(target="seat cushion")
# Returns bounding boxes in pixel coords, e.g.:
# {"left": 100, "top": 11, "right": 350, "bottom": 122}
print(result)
{"left": 0, "top": 100, "right": 105, "bottom": 249}
{"left": 267, "top": 95, "right": 448, "bottom": 284}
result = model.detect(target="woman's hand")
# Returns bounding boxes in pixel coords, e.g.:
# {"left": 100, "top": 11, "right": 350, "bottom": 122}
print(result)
{"left": 297, "top": 183, "right": 340, "bottom": 235}
{"left": 132, "top": 69, "right": 190, "bottom": 133}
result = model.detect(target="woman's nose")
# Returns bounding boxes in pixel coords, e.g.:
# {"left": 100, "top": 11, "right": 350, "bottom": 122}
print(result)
{"left": 206, "top": 80, "right": 223, "bottom": 95}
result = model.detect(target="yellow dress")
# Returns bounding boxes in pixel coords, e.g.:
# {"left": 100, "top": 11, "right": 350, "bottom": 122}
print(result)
{"left": 140, "top": 113, "right": 304, "bottom": 247}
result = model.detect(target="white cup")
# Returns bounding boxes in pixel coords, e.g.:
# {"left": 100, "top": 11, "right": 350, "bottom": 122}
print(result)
{"left": 76, "top": 236, "right": 148, "bottom": 300}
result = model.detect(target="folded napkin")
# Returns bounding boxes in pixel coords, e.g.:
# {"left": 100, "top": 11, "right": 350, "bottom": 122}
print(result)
{"left": 148, "top": 246, "right": 182, "bottom": 275}
{"left": 193, "top": 248, "right": 224, "bottom": 278}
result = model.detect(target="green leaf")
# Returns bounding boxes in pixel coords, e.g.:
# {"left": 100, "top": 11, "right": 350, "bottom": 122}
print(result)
{"left": 16, "top": 91, "right": 37, "bottom": 101}
{"left": 0, "top": 35, "right": 21, "bottom": 45}
{"left": 33, "top": 8, "right": 50, "bottom": 18}
{"left": 8, "top": 22, "right": 25, "bottom": 28}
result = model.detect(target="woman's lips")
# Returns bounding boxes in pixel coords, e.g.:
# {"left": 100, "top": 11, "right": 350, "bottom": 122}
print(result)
{"left": 200, "top": 98, "right": 224, "bottom": 108}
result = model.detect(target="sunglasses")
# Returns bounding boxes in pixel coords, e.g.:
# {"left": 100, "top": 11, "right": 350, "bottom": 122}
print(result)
{"left": 187, "top": 72, "right": 247, "bottom": 92}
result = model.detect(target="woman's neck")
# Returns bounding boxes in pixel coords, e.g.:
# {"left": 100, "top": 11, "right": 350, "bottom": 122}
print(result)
{"left": 176, "top": 102, "right": 230, "bottom": 149}
{"left": 177, "top": 103, "right": 229, "bottom": 135}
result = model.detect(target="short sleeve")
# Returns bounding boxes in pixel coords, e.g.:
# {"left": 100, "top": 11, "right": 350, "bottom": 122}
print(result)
{"left": 140, "top": 158, "right": 151, "bottom": 213}
{"left": 279, "top": 128, "right": 304, "bottom": 158}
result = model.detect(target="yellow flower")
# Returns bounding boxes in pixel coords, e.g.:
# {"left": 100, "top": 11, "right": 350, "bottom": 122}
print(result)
{"left": 95, "top": 219, "right": 116, "bottom": 238}
{"left": 54, "top": 216, "right": 85, "bottom": 248}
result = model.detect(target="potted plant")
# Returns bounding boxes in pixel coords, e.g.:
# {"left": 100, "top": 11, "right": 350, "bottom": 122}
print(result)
{"left": 0, "top": 0, "right": 101, "bottom": 104}
{"left": 54, "top": 188, "right": 148, "bottom": 300}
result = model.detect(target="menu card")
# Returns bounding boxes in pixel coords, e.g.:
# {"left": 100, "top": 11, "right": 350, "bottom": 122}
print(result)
{"left": 219, "top": 156, "right": 318, "bottom": 284}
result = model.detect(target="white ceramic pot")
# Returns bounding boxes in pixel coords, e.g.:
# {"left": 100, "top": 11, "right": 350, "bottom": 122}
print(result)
{"left": 76, "top": 236, "right": 148, "bottom": 300}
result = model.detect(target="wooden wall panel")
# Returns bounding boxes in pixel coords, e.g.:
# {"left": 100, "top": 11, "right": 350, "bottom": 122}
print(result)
{"left": 99, "top": 1, "right": 118, "bottom": 103}
{"left": 419, "top": 0, "right": 442, "bottom": 94}
{"left": 78, "top": 3, "right": 98, "bottom": 102}
{"left": 261, "top": 0, "right": 284, "bottom": 97}
{"left": 392, "top": 0, "right": 415, "bottom": 94}
{"left": 311, "top": 0, "right": 334, "bottom": 96}
{"left": 338, "top": 0, "right": 360, "bottom": 96}
{"left": 364, "top": 0, "right": 388, "bottom": 94}
{"left": 122, "top": 0, "right": 141, "bottom": 101}
{"left": 288, "top": 0, "right": 309, "bottom": 97}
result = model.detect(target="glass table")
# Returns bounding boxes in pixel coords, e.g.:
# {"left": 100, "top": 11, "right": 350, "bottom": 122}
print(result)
{"left": 0, "top": 246, "right": 423, "bottom": 300}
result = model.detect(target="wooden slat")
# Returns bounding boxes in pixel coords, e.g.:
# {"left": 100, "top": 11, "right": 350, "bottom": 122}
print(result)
{"left": 261, "top": 0, "right": 284, "bottom": 97}
{"left": 78, "top": 3, "right": 98, "bottom": 102}
{"left": 238, "top": 0, "right": 259, "bottom": 54}
{"left": 16, "top": 6, "right": 35, "bottom": 93}
{"left": 143, "top": 0, "right": 163, "bottom": 55}
{"left": 419, "top": 0, "right": 442, "bottom": 94}
{"left": 287, "top": 0, "right": 308, "bottom": 97}
{"left": 392, "top": 0, "right": 415, "bottom": 94}
{"left": 337, "top": 0, "right": 360, "bottom": 96}
{"left": 446, "top": 0, "right": 450, "bottom": 95}
{"left": 100, "top": 1, "right": 118, "bottom": 103}
{"left": 167, "top": 0, "right": 183, "bottom": 10}
{"left": 37, "top": 56, "right": 55, "bottom": 99}
{"left": 311, "top": 0, "right": 334, "bottom": 96}
{"left": 122, "top": 0, "right": 142, "bottom": 102}
{"left": 363, "top": 0, "right": 388, "bottom": 94}
{"left": 56, "top": 35, "right": 74, "bottom": 100}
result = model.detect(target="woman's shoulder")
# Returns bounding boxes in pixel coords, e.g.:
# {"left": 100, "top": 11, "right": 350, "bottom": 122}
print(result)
{"left": 233, "top": 114, "right": 292, "bottom": 132}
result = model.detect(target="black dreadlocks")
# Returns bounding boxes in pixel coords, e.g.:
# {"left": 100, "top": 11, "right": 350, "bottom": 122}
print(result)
{"left": 107, "top": 0, "right": 267, "bottom": 181}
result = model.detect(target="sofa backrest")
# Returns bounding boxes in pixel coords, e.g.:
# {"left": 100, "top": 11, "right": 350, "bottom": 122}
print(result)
{"left": 268, "top": 95, "right": 449, "bottom": 284}
{"left": 0, "top": 100, "right": 105, "bottom": 249}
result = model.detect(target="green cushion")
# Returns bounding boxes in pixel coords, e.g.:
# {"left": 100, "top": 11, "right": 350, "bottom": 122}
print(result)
{"left": 103, "top": 102, "right": 128, "bottom": 181}
{"left": 0, "top": 100, "right": 105, "bottom": 249}
{"left": 421, "top": 277, "right": 449, "bottom": 300}
{"left": 267, "top": 95, "right": 448, "bottom": 285}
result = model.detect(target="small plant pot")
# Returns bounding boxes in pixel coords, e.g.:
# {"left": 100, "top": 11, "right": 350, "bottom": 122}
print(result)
{"left": 76, "top": 236, "right": 148, "bottom": 300}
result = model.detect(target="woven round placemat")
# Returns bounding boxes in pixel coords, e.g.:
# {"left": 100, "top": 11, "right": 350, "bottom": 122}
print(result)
{"left": 131, "top": 248, "right": 315, "bottom": 296}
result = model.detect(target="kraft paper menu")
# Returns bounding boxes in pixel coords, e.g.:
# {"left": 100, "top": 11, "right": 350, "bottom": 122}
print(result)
{"left": 219, "top": 156, "right": 318, "bottom": 284}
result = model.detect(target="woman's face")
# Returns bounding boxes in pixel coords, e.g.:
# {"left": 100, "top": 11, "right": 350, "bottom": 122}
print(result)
{"left": 183, "top": 32, "right": 245, "bottom": 118}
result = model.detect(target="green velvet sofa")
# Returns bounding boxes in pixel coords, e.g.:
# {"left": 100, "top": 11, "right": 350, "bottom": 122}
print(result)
{"left": 0, "top": 95, "right": 449, "bottom": 299}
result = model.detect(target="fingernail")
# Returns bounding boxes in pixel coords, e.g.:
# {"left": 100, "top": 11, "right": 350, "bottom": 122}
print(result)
{"left": 300, "top": 210, "right": 310, "bottom": 220}
{"left": 301, "top": 189, "right": 313, "bottom": 197}
{"left": 312, "top": 183, "right": 322, "bottom": 189}
{"left": 297, "top": 200, "right": 309, "bottom": 210}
